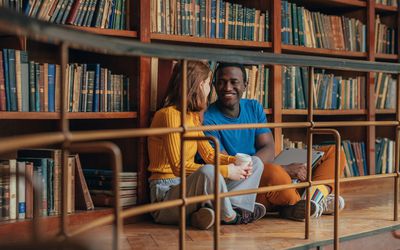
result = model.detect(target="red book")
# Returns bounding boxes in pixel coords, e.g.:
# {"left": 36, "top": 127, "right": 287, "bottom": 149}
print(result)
{"left": 66, "top": 0, "right": 83, "bottom": 24}
{"left": 0, "top": 50, "right": 6, "bottom": 111}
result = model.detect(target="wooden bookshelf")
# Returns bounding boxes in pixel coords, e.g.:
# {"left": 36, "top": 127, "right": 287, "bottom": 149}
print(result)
{"left": 282, "top": 45, "right": 368, "bottom": 59}
{"left": 0, "top": 0, "right": 399, "bottom": 237}
{"left": 376, "top": 109, "right": 396, "bottom": 114}
{"left": 264, "top": 109, "right": 273, "bottom": 114}
{"left": 0, "top": 112, "right": 60, "bottom": 120}
{"left": 375, "top": 3, "right": 398, "bottom": 12}
{"left": 151, "top": 33, "right": 272, "bottom": 49}
{"left": 65, "top": 26, "right": 138, "bottom": 38}
{"left": 305, "top": 0, "right": 367, "bottom": 8}
{"left": 281, "top": 109, "right": 368, "bottom": 115}
{"left": 0, "top": 208, "right": 112, "bottom": 242}
{"left": 0, "top": 112, "right": 137, "bottom": 120}
{"left": 67, "top": 112, "right": 138, "bottom": 119}
{"left": 375, "top": 53, "right": 398, "bottom": 60}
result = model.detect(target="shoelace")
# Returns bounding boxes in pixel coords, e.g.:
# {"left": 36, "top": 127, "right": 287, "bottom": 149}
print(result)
{"left": 319, "top": 195, "right": 335, "bottom": 214}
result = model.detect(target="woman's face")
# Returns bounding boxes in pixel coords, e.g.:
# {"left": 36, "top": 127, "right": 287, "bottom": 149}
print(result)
{"left": 201, "top": 76, "right": 211, "bottom": 100}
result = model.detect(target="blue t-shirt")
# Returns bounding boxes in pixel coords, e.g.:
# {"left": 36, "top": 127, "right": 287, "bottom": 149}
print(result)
{"left": 203, "top": 99, "right": 271, "bottom": 156}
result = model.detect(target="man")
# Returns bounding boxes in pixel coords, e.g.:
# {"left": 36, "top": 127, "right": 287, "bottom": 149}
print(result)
{"left": 203, "top": 62, "right": 346, "bottom": 221}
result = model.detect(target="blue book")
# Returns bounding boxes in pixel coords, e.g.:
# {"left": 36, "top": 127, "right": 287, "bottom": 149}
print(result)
{"left": 7, "top": 49, "right": 17, "bottom": 111}
{"left": 28, "top": 61, "right": 35, "bottom": 111}
{"left": 48, "top": 64, "right": 55, "bottom": 112}
{"left": 2, "top": 49, "right": 10, "bottom": 111}
{"left": 34, "top": 63, "right": 40, "bottom": 112}
{"left": 331, "top": 77, "right": 339, "bottom": 109}
{"left": 18, "top": 157, "right": 48, "bottom": 216}
{"left": 199, "top": 0, "right": 206, "bottom": 37}
{"left": 361, "top": 142, "right": 368, "bottom": 175}
{"left": 218, "top": 0, "right": 225, "bottom": 39}
{"left": 291, "top": 3, "right": 299, "bottom": 46}
{"left": 108, "top": 0, "right": 116, "bottom": 29}
{"left": 87, "top": 64, "right": 101, "bottom": 112}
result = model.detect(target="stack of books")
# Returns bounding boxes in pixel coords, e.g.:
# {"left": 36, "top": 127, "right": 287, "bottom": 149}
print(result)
{"left": 83, "top": 169, "right": 137, "bottom": 207}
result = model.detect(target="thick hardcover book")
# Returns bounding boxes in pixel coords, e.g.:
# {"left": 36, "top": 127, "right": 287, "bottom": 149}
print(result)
{"left": 48, "top": 64, "right": 55, "bottom": 112}
{"left": 74, "top": 155, "right": 94, "bottom": 210}
{"left": 20, "top": 51, "right": 29, "bottom": 112}
{"left": 7, "top": 49, "right": 17, "bottom": 111}
{"left": 87, "top": 64, "right": 100, "bottom": 112}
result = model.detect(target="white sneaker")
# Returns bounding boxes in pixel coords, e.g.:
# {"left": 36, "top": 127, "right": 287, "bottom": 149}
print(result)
{"left": 319, "top": 194, "right": 345, "bottom": 215}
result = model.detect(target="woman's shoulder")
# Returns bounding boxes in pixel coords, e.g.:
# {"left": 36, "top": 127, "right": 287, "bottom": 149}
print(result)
{"left": 155, "top": 106, "right": 180, "bottom": 117}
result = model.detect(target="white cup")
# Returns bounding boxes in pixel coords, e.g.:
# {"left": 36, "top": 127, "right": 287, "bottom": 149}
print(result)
{"left": 235, "top": 153, "right": 252, "bottom": 166}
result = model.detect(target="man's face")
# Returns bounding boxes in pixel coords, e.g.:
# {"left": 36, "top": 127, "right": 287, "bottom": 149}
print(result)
{"left": 215, "top": 67, "right": 246, "bottom": 109}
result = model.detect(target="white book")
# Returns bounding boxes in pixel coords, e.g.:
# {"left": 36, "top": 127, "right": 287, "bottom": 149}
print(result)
{"left": 17, "top": 162, "right": 26, "bottom": 219}
{"left": 9, "top": 159, "right": 17, "bottom": 220}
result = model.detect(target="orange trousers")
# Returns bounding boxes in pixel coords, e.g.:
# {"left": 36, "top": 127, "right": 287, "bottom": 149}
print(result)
{"left": 256, "top": 145, "right": 347, "bottom": 206}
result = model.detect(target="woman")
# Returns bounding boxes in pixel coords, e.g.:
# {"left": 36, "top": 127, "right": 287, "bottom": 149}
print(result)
{"left": 147, "top": 61, "right": 266, "bottom": 230}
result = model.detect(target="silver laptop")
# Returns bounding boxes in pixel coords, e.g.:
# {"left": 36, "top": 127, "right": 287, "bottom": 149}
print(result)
{"left": 273, "top": 148, "right": 324, "bottom": 168}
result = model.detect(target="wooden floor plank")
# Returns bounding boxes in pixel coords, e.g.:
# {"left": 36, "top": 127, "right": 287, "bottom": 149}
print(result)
{"left": 18, "top": 179, "right": 400, "bottom": 250}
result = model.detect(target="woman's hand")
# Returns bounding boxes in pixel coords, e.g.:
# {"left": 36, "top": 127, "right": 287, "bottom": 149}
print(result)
{"left": 228, "top": 163, "right": 253, "bottom": 181}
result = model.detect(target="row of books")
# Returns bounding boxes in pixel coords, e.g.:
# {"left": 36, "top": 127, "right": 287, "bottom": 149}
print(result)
{"left": 374, "top": 72, "right": 397, "bottom": 109}
{"left": 151, "top": 0, "right": 270, "bottom": 42}
{"left": 342, "top": 140, "right": 368, "bottom": 177}
{"left": 0, "top": 149, "right": 76, "bottom": 221}
{"left": 281, "top": 0, "right": 366, "bottom": 52}
{"left": 0, "top": 49, "right": 61, "bottom": 112}
{"left": 280, "top": 136, "right": 368, "bottom": 177}
{"left": 66, "top": 63, "right": 130, "bottom": 112}
{"left": 83, "top": 169, "right": 137, "bottom": 207}
{"left": 0, "top": 148, "right": 138, "bottom": 221}
{"left": 375, "top": 138, "right": 395, "bottom": 175}
{"left": 242, "top": 65, "right": 269, "bottom": 109}
{"left": 0, "top": 48, "right": 131, "bottom": 112}
{"left": 282, "top": 66, "right": 367, "bottom": 110}
{"left": 375, "top": 0, "right": 398, "bottom": 7}
{"left": 375, "top": 15, "right": 397, "bottom": 54}
{"left": 1, "top": 0, "right": 127, "bottom": 30}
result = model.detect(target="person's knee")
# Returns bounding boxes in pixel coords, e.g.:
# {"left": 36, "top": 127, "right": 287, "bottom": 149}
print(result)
{"left": 261, "top": 163, "right": 291, "bottom": 185}
{"left": 251, "top": 156, "right": 264, "bottom": 174}
{"left": 197, "top": 164, "right": 216, "bottom": 178}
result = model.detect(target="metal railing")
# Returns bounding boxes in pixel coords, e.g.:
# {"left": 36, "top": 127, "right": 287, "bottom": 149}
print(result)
{"left": 0, "top": 8, "right": 399, "bottom": 250}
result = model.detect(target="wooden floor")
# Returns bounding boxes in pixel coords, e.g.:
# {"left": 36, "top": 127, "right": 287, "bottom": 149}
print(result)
{"left": 74, "top": 179, "right": 400, "bottom": 250}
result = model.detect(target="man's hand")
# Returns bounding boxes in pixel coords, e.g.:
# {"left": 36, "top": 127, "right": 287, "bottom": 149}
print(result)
{"left": 228, "top": 163, "right": 253, "bottom": 181}
{"left": 282, "top": 162, "right": 307, "bottom": 182}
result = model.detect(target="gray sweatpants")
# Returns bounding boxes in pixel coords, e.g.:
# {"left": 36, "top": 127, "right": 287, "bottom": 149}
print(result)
{"left": 150, "top": 156, "right": 264, "bottom": 224}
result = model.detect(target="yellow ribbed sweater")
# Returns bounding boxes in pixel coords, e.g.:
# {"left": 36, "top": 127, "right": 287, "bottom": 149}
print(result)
{"left": 148, "top": 106, "right": 236, "bottom": 180}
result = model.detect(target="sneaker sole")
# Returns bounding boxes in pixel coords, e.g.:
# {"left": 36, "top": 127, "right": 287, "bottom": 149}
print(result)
{"left": 190, "top": 208, "right": 215, "bottom": 230}
{"left": 284, "top": 200, "right": 317, "bottom": 222}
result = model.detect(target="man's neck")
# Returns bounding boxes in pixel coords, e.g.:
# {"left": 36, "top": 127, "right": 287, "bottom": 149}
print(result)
{"left": 217, "top": 101, "right": 240, "bottom": 118}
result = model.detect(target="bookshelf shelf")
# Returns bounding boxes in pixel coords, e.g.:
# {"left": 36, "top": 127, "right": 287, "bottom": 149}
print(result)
{"left": 281, "top": 109, "right": 368, "bottom": 115}
{"left": 151, "top": 33, "right": 272, "bottom": 49}
{"left": 375, "top": 53, "right": 398, "bottom": 60}
{"left": 264, "top": 109, "right": 273, "bottom": 114}
{"left": 307, "top": 0, "right": 367, "bottom": 8}
{"left": 375, "top": 4, "right": 398, "bottom": 12}
{"left": 0, "top": 112, "right": 138, "bottom": 120}
{"left": 65, "top": 26, "right": 138, "bottom": 38}
{"left": 67, "top": 112, "right": 138, "bottom": 119}
{"left": 0, "top": 112, "right": 59, "bottom": 120}
{"left": 376, "top": 109, "right": 396, "bottom": 114}
{"left": 281, "top": 45, "right": 367, "bottom": 59}
{"left": 0, "top": 208, "right": 112, "bottom": 242}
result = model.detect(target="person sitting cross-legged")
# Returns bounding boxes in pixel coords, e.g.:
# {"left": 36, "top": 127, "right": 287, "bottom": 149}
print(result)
{"left": 148, "top": 61, "right": 266, "bottom": 230}
{"left": 202, "top": 62, "right": 346, "bottom": 221}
